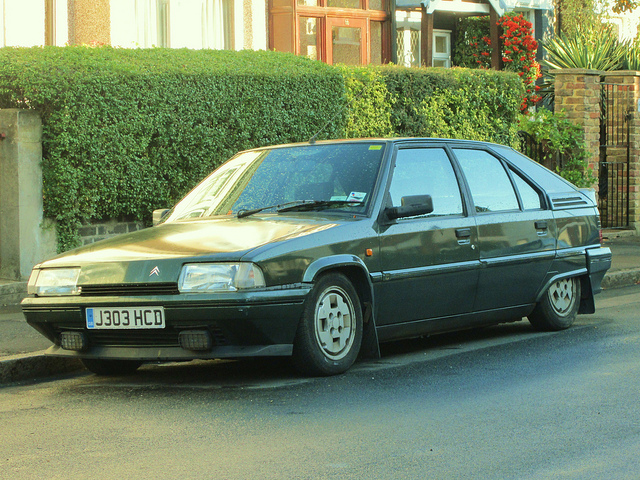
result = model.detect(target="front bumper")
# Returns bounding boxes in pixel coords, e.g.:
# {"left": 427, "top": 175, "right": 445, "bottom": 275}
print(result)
{"left": 21, "top": 285, "right": 311, "bottom": 361}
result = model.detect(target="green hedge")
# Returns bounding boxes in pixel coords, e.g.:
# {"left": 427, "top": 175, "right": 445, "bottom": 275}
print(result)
{"left": 342, "top": 65, "right": 523, "bottom": 146}
{"left": 0, "top": 47, "right": 523, "bottom": 252}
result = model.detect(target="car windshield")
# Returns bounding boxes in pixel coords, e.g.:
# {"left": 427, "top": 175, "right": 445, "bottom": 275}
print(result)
{"left": 164, "top": 142, "right": 386, "bottom": 222}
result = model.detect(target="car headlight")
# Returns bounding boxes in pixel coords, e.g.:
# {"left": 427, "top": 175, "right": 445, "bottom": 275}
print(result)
{"left": 178, "top": 263, "right": 266, "bottom": 293}
{"left": 28, "top": 268, "right": 81, "bottom": 296}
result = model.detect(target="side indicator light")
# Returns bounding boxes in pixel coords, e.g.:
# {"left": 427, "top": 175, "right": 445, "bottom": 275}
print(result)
{"left": 365, "top": 248, "right": 373, "bottom": 257}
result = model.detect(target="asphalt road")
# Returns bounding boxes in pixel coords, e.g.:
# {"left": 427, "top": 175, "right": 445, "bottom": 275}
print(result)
{"left": 2, "top": 285, "right": 640, "bottom": 480}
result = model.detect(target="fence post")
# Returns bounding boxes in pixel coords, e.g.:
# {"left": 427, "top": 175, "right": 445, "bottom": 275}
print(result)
{"left": 0, "top": 109, "right": 57, "bottom": 280}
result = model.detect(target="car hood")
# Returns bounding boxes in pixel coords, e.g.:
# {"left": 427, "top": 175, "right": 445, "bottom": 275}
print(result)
{"left": 38, "top": 216, "right": 340, "bottom": 284}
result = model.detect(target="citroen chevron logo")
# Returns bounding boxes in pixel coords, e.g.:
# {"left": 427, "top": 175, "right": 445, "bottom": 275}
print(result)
{"left": 149, "top": 266, "right": 160, "bottom": 277}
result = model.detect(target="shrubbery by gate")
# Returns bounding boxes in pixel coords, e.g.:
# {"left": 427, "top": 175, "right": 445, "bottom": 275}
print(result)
{"left": 0, "top": 47, "right": 523, "bottom": 251}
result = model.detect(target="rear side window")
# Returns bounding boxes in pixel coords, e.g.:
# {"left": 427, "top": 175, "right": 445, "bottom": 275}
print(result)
{"left": 511, "top": 168, "right": 543, "bottom": 210}
{"left": 490, "top": 145, "right": 578, "bottom": 193}
{"left": 453, "top": 149, "right": 519, "bottom": 213}
{"left": 389, "top": 148, "right": 463, "bottom": 217}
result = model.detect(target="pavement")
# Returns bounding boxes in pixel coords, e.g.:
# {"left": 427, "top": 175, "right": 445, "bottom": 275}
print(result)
{"left": 1, "top": 230, "right": 640, "bottom": 384}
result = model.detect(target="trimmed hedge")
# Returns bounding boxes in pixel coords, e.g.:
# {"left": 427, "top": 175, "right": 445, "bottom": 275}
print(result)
{"left": 343, "top": 65, "right": 523, "bottom": 146}
{"left": 0, "top": 47, "right": 523, "bottom": 252}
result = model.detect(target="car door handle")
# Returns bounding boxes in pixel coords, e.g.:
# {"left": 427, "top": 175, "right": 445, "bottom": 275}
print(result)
{"left": 535, "top": 221, "right": 548, "bottom": 230}
{"left": 455, "top": 228, "right": 471, "bottom": 239}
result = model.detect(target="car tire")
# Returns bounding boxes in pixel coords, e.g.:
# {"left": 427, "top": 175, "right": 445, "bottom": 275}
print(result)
{"left": 292, "top": 272, "right": 363, "bottom": 376}
{"left": 81, "top": 358, "right": 143, "bottom": 375}
{"left": 528, "top": 277, "right": 581, "bottom": 331}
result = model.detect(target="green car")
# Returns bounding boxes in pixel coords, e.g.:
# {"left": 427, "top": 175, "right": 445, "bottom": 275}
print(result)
{"left": 22, "top": 139, "right": 612, "bottom": 376}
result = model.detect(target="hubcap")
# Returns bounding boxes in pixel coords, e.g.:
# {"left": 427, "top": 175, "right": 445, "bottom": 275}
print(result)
{"left": 549, "top": 278, "right": 576, "bottom": 315}
{"left": 314, "top": 286, "right": 355, "bottom": 361}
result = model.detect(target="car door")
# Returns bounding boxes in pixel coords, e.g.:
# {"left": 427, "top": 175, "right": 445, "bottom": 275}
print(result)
{"left": 376, "top": 146, "right": 480, "bottom": 330}
{"left": 452, "top": 147, "right": 555, "bottom": 311}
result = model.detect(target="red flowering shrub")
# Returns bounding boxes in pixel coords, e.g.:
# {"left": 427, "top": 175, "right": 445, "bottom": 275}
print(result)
{"left": 497, "top": 13, "right": 541, "bottom": 110}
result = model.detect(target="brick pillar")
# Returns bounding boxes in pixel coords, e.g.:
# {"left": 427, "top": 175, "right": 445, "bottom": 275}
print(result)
{"left": 603, "top": 71, "right": 640, "bottom": 232}
{"left": 553, "top": 69, "right": 602, "bottom": 182}
{"left": 68, "top": 0, "right": 110, "bottom": 46}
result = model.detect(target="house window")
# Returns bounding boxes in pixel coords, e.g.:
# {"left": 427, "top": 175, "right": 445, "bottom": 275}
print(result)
{"left": 395, "top": 10, "right": 421, "bottom": 67}
{"left": 111, "top": 0, "right": 235, "bottom": 49}
{"left": 274, "top": 0, "right": 390, "bottom": 65}
{"left": 2, "top": 0, "right": 46, "bottom": 46}
{"left": 432, "top": 29, "right": 450, "bottom": 67}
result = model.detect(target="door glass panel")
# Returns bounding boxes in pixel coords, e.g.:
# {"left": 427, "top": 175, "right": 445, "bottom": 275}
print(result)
{"left": 389, "top": 148, "right": 463, "bottom": 217}
{"left": 511, "top": 169, "right": 543, "bottom": 210}
{"left": 371, "top": 21, "right": 383, "bottom": 65}
{"left": 369, "top": 0, "right": 385, "bottom": 10}
{"left": 332, "top": 26, "right": 362, "bottom": 65}
{"left": 454, "top": 149, "right": 519, "bottom": 213}
{"left": 327, "top": 0, "right": 362, "bottom": 8}
{"left": 298, "top": 0, "right": 319, "bottom": 5}
{"left": 299, "top": 17, "right": 318, "bottom": 60}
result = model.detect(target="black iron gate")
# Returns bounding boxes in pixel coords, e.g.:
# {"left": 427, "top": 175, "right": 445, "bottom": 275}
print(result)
{"left": 599, "top": 83, "right": 632, "bottom": 228}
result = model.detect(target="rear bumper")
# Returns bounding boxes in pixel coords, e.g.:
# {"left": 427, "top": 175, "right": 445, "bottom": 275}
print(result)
{"left": 586, "top": 246, "right": 612, "bottom": 294}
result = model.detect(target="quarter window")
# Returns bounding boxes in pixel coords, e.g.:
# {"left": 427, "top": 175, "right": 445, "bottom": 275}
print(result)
{"left": 454, "top": 149, "right": 519, "bottom": 213}
{"left": 389, "top": 148, "right": 463, "bottom": 217}
{"left": 511, "top": 169, "right": 543, "bottom": 210}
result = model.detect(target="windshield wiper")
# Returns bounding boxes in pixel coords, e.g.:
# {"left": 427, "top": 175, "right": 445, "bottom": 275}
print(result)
{"left": 237, "top": 200, "right": 312, "bottom": 219}
{"left": 277, "top": 200, "right": 363, "bottom": 213}
{"left": 237, "top": 200, "right": 363, "bottom": 218}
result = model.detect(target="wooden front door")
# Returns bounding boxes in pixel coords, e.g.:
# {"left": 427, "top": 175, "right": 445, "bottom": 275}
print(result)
{"left": 326, "top": 17, "right": 368, "bottom": 65}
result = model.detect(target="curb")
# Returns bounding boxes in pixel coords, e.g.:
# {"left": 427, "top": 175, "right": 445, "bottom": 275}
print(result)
{"left": 601, "top": 269, "right": 640, "bottom": 290}
{"left": 0, "top": 351, "right": 83, "bottom": 384}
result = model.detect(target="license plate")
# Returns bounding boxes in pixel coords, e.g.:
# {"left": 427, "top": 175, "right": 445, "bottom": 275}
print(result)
{"left": 86, "top": 307, "right": 165, "bottom": 329}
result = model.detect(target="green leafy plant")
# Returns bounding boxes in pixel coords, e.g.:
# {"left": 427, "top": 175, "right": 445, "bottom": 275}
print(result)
{"left": 543, "top": 27, "right": 627, "bottom": 71}
{"left": 342, "top": 65, "right": 523, "bottom": 148}
{"left": 0, "top": 47, "right": 524, "bottom": 251}
{"left": 454, "top": 16, "right": 492, "bottom": 69}
{"left": 518, "top": 109, "right": 595, "bottom": 187}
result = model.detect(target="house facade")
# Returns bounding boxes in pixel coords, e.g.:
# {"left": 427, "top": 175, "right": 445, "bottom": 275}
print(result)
{"left": 1, "top": 0, "right": 552, "bottom": 66}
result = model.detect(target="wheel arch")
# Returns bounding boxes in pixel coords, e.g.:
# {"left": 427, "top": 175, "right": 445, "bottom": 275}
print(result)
{"left": 535, "top": 268, "right": 594, "bottom": 314}
{"left": 303, "top": 255, "right": 381, "bottom": 359}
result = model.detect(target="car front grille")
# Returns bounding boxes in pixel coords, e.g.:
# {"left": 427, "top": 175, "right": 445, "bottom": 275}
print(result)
{"left": 80, "top": 283, "right": 180, "bottom": 297}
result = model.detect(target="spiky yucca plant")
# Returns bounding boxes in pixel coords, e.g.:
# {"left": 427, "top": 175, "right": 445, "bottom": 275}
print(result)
{"left": 543, "top": 27, "right": 626, "bottom": 71}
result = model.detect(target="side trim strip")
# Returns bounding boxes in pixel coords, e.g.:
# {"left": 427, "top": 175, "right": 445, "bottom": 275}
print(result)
{"left": 380, "top": 260, "right": 482, "bottom": 282}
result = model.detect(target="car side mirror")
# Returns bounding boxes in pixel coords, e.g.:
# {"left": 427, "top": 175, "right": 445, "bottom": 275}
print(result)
{"left": 152, "top": 209, "right": 170, "bottom": 226}
{"left": 385, "top": 195, "right": 434, "bottom": 221}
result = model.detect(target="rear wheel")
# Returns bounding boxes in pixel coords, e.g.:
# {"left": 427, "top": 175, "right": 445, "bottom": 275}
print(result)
{"left": 81, "top": 358, "right": 143, "bottom": 375}
{"left": 292, "top": 273, "right": 363, "bottom": 376}
{"left": 528, "top": 277, "right": 581, "bottom": 331}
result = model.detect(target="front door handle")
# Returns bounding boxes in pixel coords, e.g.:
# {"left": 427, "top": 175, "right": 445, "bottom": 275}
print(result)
{"left": 455, "top": 228, "right": 471, "bottom": 239}
{"left": 535, "top": 220, "right": 548, "bottom": 230}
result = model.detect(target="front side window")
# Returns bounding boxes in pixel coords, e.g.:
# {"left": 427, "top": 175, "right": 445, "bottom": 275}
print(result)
{"left": 389, "top": 148, "right": 463, "bottom": 217}
{"left": 454, "top": 149, "right": 519, "bottom": 213}
{"left": 165, "top": 143, "right": 385, "bottom": 221}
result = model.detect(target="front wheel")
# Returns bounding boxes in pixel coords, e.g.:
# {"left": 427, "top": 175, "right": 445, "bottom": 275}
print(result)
{"left": 528, "top": 277, "right": 581, "bottom": 331}
{"left": 292, "top": 273, "right": 363, "bottom": 376}
{"left": 81, "top": 358, "right": 143, "bottom": 376}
